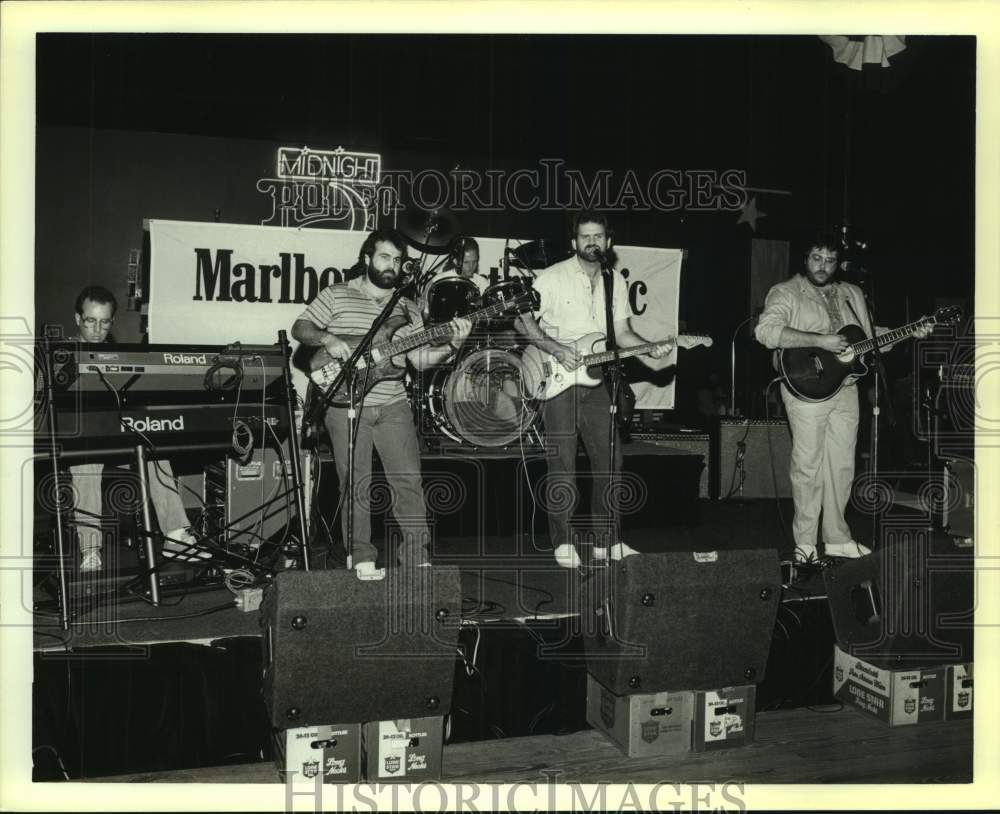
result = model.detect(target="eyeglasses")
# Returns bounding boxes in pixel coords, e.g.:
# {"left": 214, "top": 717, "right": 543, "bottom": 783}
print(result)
{"left": 81, "top": 317, "right": 114, "bottom": 328}
{"left": 808, "top": 253, "right": 839, "bottom": 267}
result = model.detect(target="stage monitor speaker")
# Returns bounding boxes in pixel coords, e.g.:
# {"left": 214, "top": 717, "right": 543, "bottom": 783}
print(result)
{"left": 822, "top": 532, "right": 974, "bottom": 667}
{"left": 262, "top": 567, "right": 462, "bottom": 727}
{"left": 713, "top": 419, "right": 792, "bottom": 499}
{"left": 584, "top": 549, "right": 782, "bottom": 694}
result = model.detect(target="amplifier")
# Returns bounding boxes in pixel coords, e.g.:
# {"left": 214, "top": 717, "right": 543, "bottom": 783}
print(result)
{"left": 205, "top": 441, "right": 298, "bottom": 548}
{"left": 712, "top": 419, "right": 792, "bottom": 500}
{"left": 628, "top": 432, "right": 710, "bottom": 498}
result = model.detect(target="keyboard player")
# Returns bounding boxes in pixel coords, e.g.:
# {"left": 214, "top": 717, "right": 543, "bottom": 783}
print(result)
{"left": 68, "top": 286, "right": 209, "bottom": 571}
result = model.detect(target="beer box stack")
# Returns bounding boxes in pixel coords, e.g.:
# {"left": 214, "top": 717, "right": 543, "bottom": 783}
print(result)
{"left": 585, "top": 675, "right": 756, "bottom": 757}
{"left": 275, "top": 717, "right": 445, "bottom": 784}
{"left": 833, "top": 645, "right": 973, "bottom": 726}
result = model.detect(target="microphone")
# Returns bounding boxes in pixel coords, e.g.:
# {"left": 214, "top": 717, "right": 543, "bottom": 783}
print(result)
{"left": 590, "top": 247, "right": 608, "bottom": 265}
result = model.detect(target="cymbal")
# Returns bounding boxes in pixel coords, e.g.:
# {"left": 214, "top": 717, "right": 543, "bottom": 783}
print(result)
{"left": 509, "top": 239, "right": 571, "bottom": 270}
{"left": 399, "top": 207, "right": 460, "bottom": 255}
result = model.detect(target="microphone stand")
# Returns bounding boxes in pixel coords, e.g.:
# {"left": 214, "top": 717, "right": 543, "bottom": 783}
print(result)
{"left": 303, "top": 258, "right": 439, "bottom": 570}
{"left": 854, "top": 265, "right": 894, "bottom": 552}
{"left": 729, "top": 313, "right": 755, "bottom": 416}
{"left": 599, "top": 256, "right": 626, "bottom": 552}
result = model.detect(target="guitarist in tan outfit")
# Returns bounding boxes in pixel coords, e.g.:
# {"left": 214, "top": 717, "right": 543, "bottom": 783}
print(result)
{"left": 517, "top": 210, "right": 673, "bottom": 569}
{"left": 754, "top": 232, "right": 931, "bottom": 562}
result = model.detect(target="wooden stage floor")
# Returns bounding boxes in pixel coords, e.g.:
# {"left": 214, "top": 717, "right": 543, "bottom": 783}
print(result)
{"left": 101, "top": 706, "right": 972, "bottom": 785}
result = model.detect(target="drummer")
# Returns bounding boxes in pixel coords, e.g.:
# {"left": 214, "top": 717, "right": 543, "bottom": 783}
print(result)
{"left": 435, "top": 238, "right": 491, "bottom": 294}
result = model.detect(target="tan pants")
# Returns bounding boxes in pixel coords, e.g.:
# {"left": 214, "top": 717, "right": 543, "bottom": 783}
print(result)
{"left": 781, "top": 384, "right": 859, "bottom": 554}
{"left": 70, "top": 460, "right": 189, "bottom": 553}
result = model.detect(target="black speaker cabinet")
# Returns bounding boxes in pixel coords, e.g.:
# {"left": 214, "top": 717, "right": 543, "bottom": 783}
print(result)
{"left": 583, "top": 549, "right": 782, "bottom": 693}
{"left": 713, "top": 419, "right": 792, "bottom": 499}
{"left": 823, "top": 531, "right": 974, "bottom": 667}
{"left": 262, "top": 568, "right": 462, "bottom": 727}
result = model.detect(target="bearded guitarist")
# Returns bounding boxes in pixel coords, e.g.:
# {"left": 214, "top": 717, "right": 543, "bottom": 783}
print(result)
{"left": 291, "top": 228, "right": 471, "bottom": 580}
{"left": 516, "top": 210, "right": 674, "bottom": 569}
{"left": 754, "top": 232, "right": 933, "bottom": 564}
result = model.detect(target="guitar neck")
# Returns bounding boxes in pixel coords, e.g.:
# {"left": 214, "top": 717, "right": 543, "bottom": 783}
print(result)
{"left": 583, "top": 342, "right": 663, "bottom": 367}
{"left": 850, "top": 320, "right": 927, "bottom": 355}
{"left": 582, "top": 335, "right": 705, "bottom": 366}
{"left": 372, "top": 300, "right": 518, "bottom": 358}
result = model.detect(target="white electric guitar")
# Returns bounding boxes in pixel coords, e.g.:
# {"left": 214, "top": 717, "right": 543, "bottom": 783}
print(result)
{"left": 520, "top": 332, "right": 713, "bottom": 401}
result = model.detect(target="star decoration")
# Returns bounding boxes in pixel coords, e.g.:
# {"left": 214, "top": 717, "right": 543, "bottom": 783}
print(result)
{"left": 737, "top": 196, "right": 767, "bottom": 232}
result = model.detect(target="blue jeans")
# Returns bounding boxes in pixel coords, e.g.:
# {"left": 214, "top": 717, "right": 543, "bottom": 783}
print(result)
{"left": 540, "top": 383, "right": 624, "bottom": 552}
{"left": 324, "top": 398, "right": 430, "bottom": 568}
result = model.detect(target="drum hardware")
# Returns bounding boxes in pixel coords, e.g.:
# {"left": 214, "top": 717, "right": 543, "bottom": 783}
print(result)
{"left": 399, "top": 206, "right": 461, "bottom": 255}
{"left": 509, "top": 238, "right": 572, "bottom": 271}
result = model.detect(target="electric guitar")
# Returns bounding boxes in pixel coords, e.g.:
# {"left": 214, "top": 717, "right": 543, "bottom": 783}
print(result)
{"left": 520, "top": 332, "right": 714, "bottom": 402}
{"left": 298, "top": 285, "right": 540, "bottom": 407}
{"left": 778, "top": 305, "right": 962, "bottom": 402}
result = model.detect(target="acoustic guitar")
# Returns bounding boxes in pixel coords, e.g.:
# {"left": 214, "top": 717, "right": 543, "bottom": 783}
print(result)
{"left": 778, "top": 305, "right": 961, "bottom": 402}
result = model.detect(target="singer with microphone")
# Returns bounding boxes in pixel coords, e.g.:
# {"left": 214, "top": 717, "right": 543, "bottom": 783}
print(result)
{"left": 516, "top": 210, "right": 672, "bottom": 568}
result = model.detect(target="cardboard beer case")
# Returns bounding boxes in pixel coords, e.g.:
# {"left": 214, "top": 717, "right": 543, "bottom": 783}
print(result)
{"left": 362, "top": 717, "right": 444, "bottom": 783}
{"left": 945, "top": 662, "right": 973, "bottom": 720}
{"left": 832, "top": 644, "right": 947, "bottom": 726}
{"left": 585, "top": 673, "right": 694, "bottom": 757}
{"left": 274, "top": 724, "right": 363, "bottom": 784}
{"left": 693, "top": 685, "right": 757, "bottom": 751}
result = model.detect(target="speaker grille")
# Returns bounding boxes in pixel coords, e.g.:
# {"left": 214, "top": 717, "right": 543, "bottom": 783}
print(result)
{"left": 262, "top": 568, "right": 462, "bottom": 726}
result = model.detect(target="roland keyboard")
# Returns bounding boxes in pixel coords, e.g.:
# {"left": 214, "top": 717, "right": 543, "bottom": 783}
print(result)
{"left": 35, "top": 402, "right": 291, "bottom": 460}
{"left": 46, "top": 342, "right": 287, "bottom": 400}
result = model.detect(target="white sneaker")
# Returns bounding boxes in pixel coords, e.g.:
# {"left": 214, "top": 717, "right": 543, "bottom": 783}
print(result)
{"left": 593, "top": 542, "right": 640, "bottom": 561}
{"left": 553, "top": 544, "right": 582, "bottom": 568}
{"left": 355, "top": 561, "right": 386, "bottom": 581}
{"left": 80, "top": 550, "right": 102, "bottom": 572}
{"left": 162, "top": 528, "right": 212, "bottom": 562}
{"left": 824, "top": 541, "right": 872, "bottom": 559}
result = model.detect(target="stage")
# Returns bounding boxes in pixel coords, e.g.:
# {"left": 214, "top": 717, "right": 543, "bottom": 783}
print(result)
{"left": 31, "top": 463, "right": 974, "bottom": 786}
{"left": 87, "top": 706, "right": 974, "bottom": 785}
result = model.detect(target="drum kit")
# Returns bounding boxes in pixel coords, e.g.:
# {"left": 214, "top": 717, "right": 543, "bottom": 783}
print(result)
{"left": 399, "top": 208, "right": 570, "bottom": 450}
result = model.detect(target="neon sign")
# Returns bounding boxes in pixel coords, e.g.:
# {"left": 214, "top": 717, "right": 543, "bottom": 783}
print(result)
{"left": 256, "top": 145, "right": 395, "bottom": 230}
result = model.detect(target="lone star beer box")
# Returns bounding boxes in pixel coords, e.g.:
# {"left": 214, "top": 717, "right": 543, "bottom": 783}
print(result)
{"left": 585, "top": 674, "right": 694, "bottom": 757}
{"left": 693, "top": 685, "right": 757, "bottom": 751}
{"left": 275, "top": 724, "right": 362, "bottom": 784}
{"left": 833, "top": 645, "right": 946, "bottom": 726}
{"left": 362, "top": 717, "right": 444, "bottom": 783}
{"left": 945, "top": 663, "right": 973, "bottom": 720}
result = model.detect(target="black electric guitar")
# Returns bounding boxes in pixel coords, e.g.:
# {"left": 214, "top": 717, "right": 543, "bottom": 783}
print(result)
{"left": 778, "top": 305, "right": 961, "bottom": 402}
{"left": 295, "top": 284, "right": 539, "bottom": 408}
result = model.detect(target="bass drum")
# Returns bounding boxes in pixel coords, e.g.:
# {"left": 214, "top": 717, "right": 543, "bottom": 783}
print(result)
{"left": 422, "top": 276, "right": 481, "bottom": 325}
{"left": 425, "top": 348, "right": 537, "bottom": 447}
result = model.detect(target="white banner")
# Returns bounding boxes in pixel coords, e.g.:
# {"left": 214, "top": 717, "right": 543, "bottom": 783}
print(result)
{"left": 148, "top": 219, "right": 683, "bottom": 407}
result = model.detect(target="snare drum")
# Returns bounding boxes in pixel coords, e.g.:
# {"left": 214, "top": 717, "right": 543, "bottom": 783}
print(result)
{"left": 422, "top": 276, "right": 481, "bottom": 325}
{"left": 425, "top": 348, "right": 537, "bottom": 447}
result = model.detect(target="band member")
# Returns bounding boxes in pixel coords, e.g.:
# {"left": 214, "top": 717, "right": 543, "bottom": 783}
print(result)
{"left": 69, "top": 286, "right": 204, "bottom": 571}
{"left": 517, "top": 210, "right": 671, "bottom": 568}
{"left": 291, "top": 229, "right": 471, "bottom": 580}
{"left": 754, "top": 233, "right": 932, "bottom": 562}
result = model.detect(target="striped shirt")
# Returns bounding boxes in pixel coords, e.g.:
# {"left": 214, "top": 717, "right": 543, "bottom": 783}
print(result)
{"left": 297, "top": 277, "right": 424, "bottom": 406}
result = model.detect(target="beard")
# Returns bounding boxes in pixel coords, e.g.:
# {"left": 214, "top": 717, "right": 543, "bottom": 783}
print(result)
{"left": 805, "top": 269, "right": 835, "bottom": 287}
{"left": 367, "top": 265, "right": 398, "bottom": 290}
